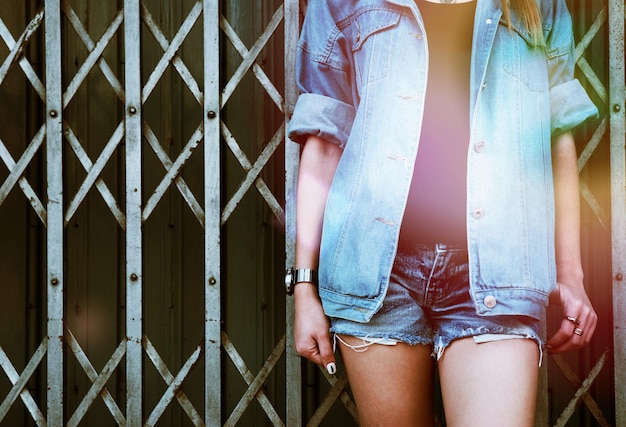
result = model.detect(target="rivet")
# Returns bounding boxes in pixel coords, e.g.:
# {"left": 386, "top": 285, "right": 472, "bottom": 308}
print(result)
{"left": 49, "top": 110, "right": 58, "bottom": 118}
{"left": 130, "top": 273, "right": 138, "bottom": 281}
{"left": 128, "top": 106, "right": 137, "bottom": 114}
{"left": 209, "top": 277, "right": 217, "bottom": 285}
{"left": 484, "top": 295, "right": 497, "bottom": 309}
{"left": 617, "top": 273, "right": 624, "bottom": 281}
{"left": 207, "top": 111, "right": 216, "bottom": 119}
{"left": 472, "top": 208, "right": 485, "bottom": 220}
{"left": 51, "top": 278, "right": 59, "bottom": 286}
{"left": 614, "top": 104, "right": 622, "bottom": 113}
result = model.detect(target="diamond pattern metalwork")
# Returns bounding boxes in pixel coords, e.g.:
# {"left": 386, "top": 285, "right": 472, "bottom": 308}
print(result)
{"left": 0, "top": 0, "right": 621, "bottom": 425}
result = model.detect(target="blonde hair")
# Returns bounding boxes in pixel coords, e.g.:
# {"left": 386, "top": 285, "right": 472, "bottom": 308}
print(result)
{"left": 502, "top": 0, "right": 543, "bottom": 44}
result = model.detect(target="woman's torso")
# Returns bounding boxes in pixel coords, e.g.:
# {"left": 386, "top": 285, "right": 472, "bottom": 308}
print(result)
{"left": 399, "top": 0, "right": 476, "bottom": 246}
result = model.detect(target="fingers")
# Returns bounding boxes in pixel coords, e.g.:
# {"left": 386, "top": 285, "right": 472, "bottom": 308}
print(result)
{"left": 317, "top": 332, "right": 337, "bottom": 375}
{"left": 294, "top": 285, "right": 337, "bottom": 374}
{"left": 547, "top": 308, "right": 597, "bottom": 354}
{"left": 294, "top": 328, "right": 337, "bottom": 374}
{"left": 547, "top": 280, "right": 597, "bottom": 354}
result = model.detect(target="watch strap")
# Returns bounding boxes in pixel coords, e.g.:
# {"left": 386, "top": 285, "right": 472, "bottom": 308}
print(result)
{"left": 285, "top": 267, "right": 318, "bottom": 295}
{"left": 294, "top": 268, "right": 318, "bottom": 285}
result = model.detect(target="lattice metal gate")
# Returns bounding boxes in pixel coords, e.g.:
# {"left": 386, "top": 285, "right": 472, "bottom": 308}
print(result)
{"left": 0, "top": 0, "right": 623, "bottom": 426}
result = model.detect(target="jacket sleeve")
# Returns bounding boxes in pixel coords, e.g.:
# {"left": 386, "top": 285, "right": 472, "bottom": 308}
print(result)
{"left": 287, "top": 1, "right": 356, "bottom": 148}
{"left": 546, "top": 0, "right": 599, "bottom": 136}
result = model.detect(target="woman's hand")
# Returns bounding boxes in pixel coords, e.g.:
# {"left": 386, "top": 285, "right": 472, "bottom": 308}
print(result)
{"left": 294, "top": 283, "right": 337, "bottom": 374}
{"left": 546, "top": 279, "right": 597, "bottom": 353}
{"left": 548, "top": 131, "right": 597, "bottom": 353}
{"left": 293, "top": 135, "right": 342, "bottom": 374}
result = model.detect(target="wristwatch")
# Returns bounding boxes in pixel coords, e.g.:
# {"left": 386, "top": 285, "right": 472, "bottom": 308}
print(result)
{"left": 285, "top": 268, "right": 318, "bottom": 295}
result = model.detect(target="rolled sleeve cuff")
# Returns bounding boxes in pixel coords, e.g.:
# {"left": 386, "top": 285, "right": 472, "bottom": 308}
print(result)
{"left": 288, "top": 93, "right": 356, "bottom": 148}
{"left": 550, "top": 79, "right": 599, "bottom": 136}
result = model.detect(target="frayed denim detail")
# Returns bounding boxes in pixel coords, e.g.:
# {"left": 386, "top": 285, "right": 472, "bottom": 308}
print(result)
{"left": 432, "top": 328, "right": 544, "bottom": 367}
{"left": 331, "top": 330, "right": 432, "bottom": 353}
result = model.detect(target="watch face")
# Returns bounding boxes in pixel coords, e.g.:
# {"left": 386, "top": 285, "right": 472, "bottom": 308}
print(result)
{"left": 285, "top": 268, "right": 294, "bottom": 295}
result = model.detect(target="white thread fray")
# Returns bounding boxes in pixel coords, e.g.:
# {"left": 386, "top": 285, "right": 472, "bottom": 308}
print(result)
{"left": 334, "top": 334, "right": 398, "bottom": 353}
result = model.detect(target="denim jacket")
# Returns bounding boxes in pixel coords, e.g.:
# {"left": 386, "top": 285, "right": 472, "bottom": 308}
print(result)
{"left": 288, "top": 0, "right": 598, "bottom": 323}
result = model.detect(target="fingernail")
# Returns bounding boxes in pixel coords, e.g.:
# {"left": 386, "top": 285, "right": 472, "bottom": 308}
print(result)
{"left": 546, "top": 344, "right": 553, "bottom": 349}
{"left": 326, "top": 362, "right": 336, "bottom": 375}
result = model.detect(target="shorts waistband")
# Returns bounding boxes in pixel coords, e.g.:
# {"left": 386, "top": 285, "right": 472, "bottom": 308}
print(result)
{"left": 398, "top": 241, "right": 467, "bottom": 254}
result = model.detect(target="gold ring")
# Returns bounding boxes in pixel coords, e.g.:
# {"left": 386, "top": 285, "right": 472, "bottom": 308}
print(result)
{"left": 573, "top": 328, "right": 583, "bottom": 336}
{"left": 566, "top": 316, "right": 581, "bottom": 325}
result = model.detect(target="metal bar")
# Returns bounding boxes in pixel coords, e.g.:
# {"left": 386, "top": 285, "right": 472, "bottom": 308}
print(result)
{"left": 219, "top": 15, "right": 284, "bottom": 112}
{"left": 284, "top": 0, "right": 302, "bottom": 425}
{"left": 144, "top": 338, "right": 204, "bottom": 427}
{"left": 66, "top": 333, "right": 126, "bottom": 427}
{"left": 203, "top": 0, "right": 221, "bottom": 424}
{"left": 572, "top": 4, "right": 608, "bottom": 110}
{"left": 0, "top": 135, "right": 47, "bottom": 224}
{"left": 0, "top": 126, "right": 45, "bottom": 210}
{"left": 124, "top": 0, "right": 143, "bottom": 425}
{"left": 609, "top": 0, "right": 626, "bottom": 424}
{"left": 0, "top": 12, "right": 45, "bottom": 100}
{"left": 64, "top": 122, "right": 124, "bottom": 224}
{"left": 0, "top": 7, "right": 47, "bottom": 229}
{"left": 554, "top": 350, "right": 609, "bottom": 427}
{"left": 141, "top": 1, "right": 202, "bottom": 104}
{"left": 306, "top": 373, "right": 352, "bottom": 427}
{"left": 62, "top": 7, "right": 123, "bottom": 109}
{"left": 142, "top": 123, "right": 203, "bottom": 222}
{"left": 222, "top": 332, "right": 285, "bottom": 426}
{"left": 551, "top": 352, "right": 612, "bottom": 427}
{"left": 63, "top": 124, "right": 125, "bottom": 228}
{"left": 220, "top": 122, "right": 284, "bottom": 225}
{"left": 221, "top": 6, "right": 283, "bottom": 108}
{"left": 61, "top": 2, "right": 125, "bottom": 101}
{"left": 0, "top": 9, "right": 44, "bottom": 86}
{"left": 579, "top": 179, "right": 608, "bottom": 230}
{"left": 319, "top": 370, "right": 358, "bottom": 421}
{"left": 143, "top": 337, "right": 204, "bottom": 426}
{"left": 0, "top": 340, "right": 48, "bottom": 426}
{"left": 221, "top": 123, "right": 285, "bottom": 225}
{"left": 578, "top": 117, "right": 607, "bottom": 171}
{"left": 44, "top": 0, "right": 64, "bottom": 424}
{"left": 578, "top": 118, "right": 609, "bottom": 230}
{"left": 141, "top": 0, "right": 202, "bottom": 104}
{"left": 576, "top": 55, "right": 608, "bottom": 105}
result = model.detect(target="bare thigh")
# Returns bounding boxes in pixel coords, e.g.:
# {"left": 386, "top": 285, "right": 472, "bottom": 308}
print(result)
{"left": 438, "top": 337, "right": 540, "bottom": 427}
{"left": 337, "top": 335, "right": 436, "bottom": 427}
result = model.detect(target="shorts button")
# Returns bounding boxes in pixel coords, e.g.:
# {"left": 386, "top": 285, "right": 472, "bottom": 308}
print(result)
{"left": 483, "top": 295, "right": 497, "bottom": 309}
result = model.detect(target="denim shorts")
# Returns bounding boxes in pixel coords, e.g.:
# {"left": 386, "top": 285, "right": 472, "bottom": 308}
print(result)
{"left": 329, "top": 243, "right": 543, "bottom": 360}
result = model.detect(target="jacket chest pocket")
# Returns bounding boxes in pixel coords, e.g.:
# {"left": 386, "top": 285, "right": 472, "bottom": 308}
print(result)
{"left": 350, "top": 9, "right": 402, "bottom": 85}
{"left": 495, "top": 20, "right": 549, "bottom": 93}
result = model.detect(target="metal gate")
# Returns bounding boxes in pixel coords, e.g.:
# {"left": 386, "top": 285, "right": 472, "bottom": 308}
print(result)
{"left": 0, "top": 0, "right": 623, "bottom": 425}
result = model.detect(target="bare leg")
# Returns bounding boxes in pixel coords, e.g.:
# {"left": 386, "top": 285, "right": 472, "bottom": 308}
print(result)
{"left": 337, "top": 335, "right": 436, "bottom": 427}
{"left": 438, "top": 337, "right": 540, "bottom": 427}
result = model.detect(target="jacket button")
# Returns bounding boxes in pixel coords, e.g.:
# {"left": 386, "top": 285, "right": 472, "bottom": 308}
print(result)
{"left": 472, "top": 208, "right": 485, "bottom": 219}
{"left": 474, "top": 141, "right": 486, "bottom": 153}
{"left": 484, "top": 295, "right": 497, "bottom": 309}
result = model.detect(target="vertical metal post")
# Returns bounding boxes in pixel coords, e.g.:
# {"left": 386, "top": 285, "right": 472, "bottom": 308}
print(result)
{"left": 284, "top": 0, "right": 302, "bottom": 425}
{"left": 45, "top": 0, "right": 64, "bottom": 425}
{"left": 609, "top": 0, "right": 626, "bottom": 424}
{"left": 204, "top": 0, "right": 221, "bottom": 424}
{"left": 124, "top": 0, "right": 143, "bottom": 425}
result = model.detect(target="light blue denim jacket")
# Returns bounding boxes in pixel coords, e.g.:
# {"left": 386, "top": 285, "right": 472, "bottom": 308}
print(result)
{"left": 288, "top": 0, "right": 598, "bottom": 323}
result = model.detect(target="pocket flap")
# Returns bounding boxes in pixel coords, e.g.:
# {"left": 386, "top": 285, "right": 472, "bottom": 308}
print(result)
{"left": 351, "top": 9, "right": 402, "bottom": 51}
